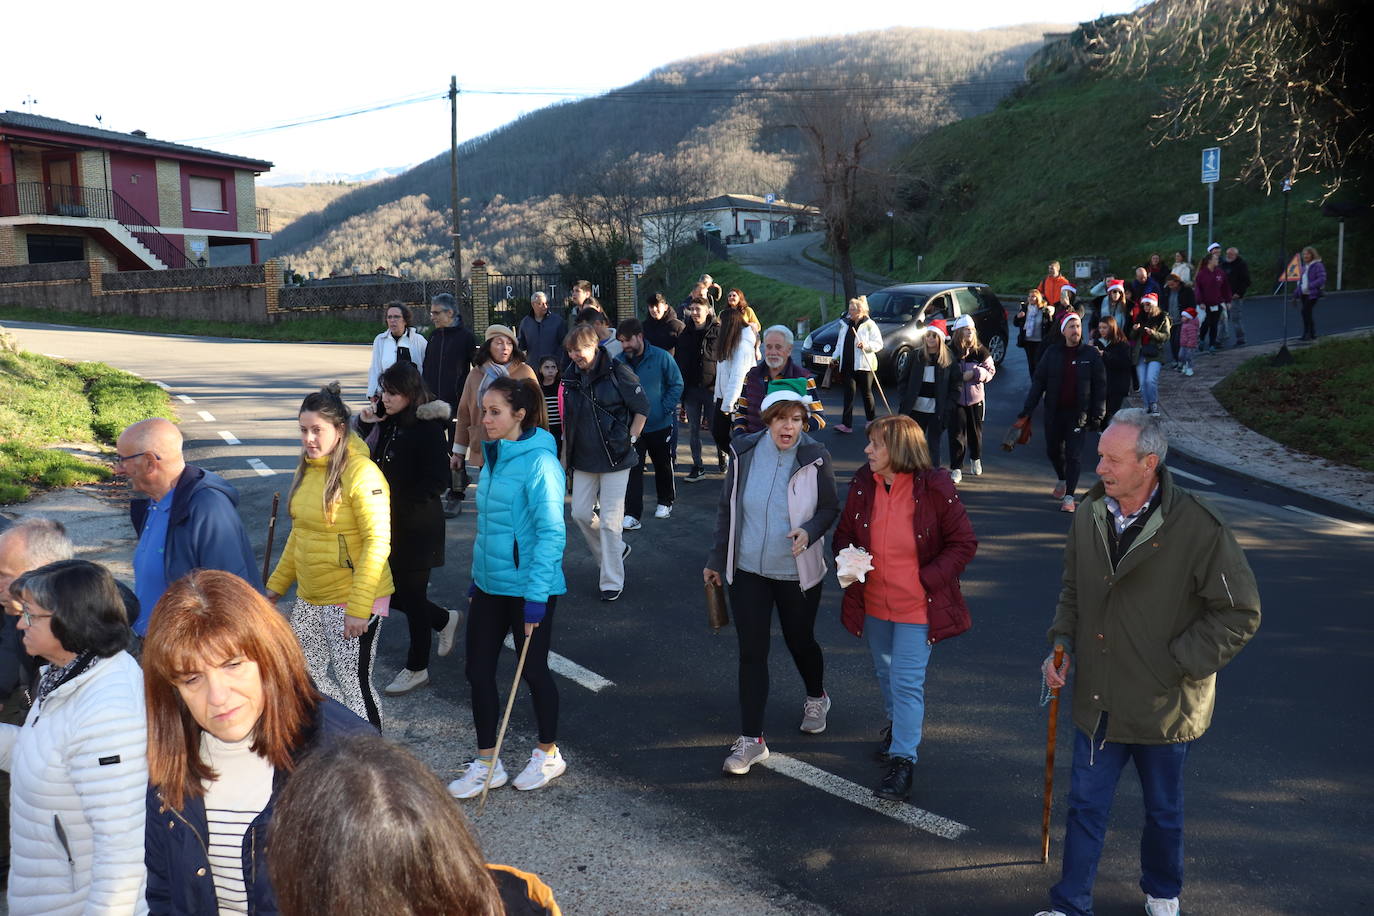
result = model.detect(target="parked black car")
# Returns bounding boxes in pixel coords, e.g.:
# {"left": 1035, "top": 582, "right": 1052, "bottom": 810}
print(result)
{"left": 800, "top": 282, "right": 1009, "bottom": 382}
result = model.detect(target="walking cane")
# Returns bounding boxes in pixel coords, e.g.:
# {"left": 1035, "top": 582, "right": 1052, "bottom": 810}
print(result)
{"left": 871, "top": 370, "right": 893, "bottom": 415}
{"left": 477, "top": 630, "right": 533, "bottom": 814}
{"left": 1041, "top": 644, "right": 1066, "bottom": 864}
{"left": 261, "top": 492, "right": 280, "bottom": 585}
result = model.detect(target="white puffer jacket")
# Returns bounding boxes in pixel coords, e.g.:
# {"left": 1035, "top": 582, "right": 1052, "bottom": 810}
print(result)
{"left": 0, "top": 651, "right": 148, "bottom": 915}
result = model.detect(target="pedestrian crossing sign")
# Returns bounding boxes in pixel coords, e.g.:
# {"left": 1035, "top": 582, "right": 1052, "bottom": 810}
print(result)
{"left": 1279, "top": 253, "right": 1301, "bottom": 282}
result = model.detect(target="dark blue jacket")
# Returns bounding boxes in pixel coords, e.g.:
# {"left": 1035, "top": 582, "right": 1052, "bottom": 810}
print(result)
{"left": 131, "top": 466, "right": 262, "bottom": 598}
{"left": 145, "top": 697, "right": 371, "bottom": 915}
{"left": 616, "top": 343, "right": 683, "bottom": 434}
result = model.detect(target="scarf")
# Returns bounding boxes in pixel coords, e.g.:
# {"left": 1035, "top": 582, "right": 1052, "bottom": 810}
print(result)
{"left": 477, "top": 361, "right": 511, "bottom": 404}
{"left": 36, "top": 650, "right": 98, "bottom": 710}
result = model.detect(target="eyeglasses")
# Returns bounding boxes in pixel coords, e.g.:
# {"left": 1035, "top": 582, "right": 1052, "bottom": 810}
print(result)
{"left": 386, "top": 314, "right": 405, "bottom": 320}
{"left": 114, "top": 450, "right": 151, "bottom": 466}
{"left": 19, "top": 604, "right": 52, "bottom": 626}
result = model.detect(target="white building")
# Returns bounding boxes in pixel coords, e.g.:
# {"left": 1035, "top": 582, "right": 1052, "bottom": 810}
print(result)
{"left": 640, "top": 194, "right": 820, "bottom": 264}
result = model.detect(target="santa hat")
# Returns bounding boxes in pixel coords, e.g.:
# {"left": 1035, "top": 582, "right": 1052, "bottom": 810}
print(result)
{"left": 1140, "top": 292, "right": 1159, "bottom": 308}
{"left": 1206, "top": 242, "right": 1221, "bottom": 253}
{"left": 950, "top": 315, "right": 974, "bottom": 333}
{"left": 1061, "top": 284, "right": 1077, "bottom": 295}
{"left": 1107, "top": 280, "right": 1125, "bottom": 294}
{"left": 760, "top": 377, "right": 809, "bottom": 412}
{"left": 1181, "top": 306, "right": 1198, "bottom": 320}
{"left": 1059, "top": 313, "right": 1080, "bottom": 334}
{"left": 924, "top": 319, "right": 949, "bottom": 341}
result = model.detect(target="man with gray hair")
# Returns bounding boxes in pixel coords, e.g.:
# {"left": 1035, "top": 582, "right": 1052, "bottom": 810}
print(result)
{"left": 517, "top": 290, "right": 567, "bottom": 366}
{"left": 116, "top": 417, "right": 260, "bottom": 636}
{"left": 1035, "top": 408, "right": 1261, "bottom": 916}
{"left": 423, "top": 292, "right": 476, "bottom": 516}
{"left": 732, "top": 324, "right": 825, "bottom": 435}
{"left": 0, "top": 517, "right": 75, "bottom": 885}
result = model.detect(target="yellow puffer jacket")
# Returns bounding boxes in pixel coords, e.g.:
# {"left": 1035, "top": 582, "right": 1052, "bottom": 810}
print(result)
{"left": 267, "top": 434, "right": 394, "bottom": 618}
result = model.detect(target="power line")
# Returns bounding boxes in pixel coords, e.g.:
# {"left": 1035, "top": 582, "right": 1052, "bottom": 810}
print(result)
{"left": 176, "top": 91, "right": 446, "bottom": 143}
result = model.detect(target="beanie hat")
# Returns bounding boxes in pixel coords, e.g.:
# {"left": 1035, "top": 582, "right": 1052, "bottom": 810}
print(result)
{"left": 760, "top": 377, "right": 809, "bottom": 412}
{"left": 950, "top": 315, "right": 974, "bottom": 333}
{"left": 1060, "top": 313, "right": 1081, "bottom": 333}
{"left": 1107, "top": 280, "right": 1125, "bottom": 294}
{"left": 925, "top": 319, "right": 949, "bottom": 341}
{"left": 1140, "top": 292, "right": 1159, "bottom": 308}
{"left": 484, "top": 324, "right": 517, "bottom": 345}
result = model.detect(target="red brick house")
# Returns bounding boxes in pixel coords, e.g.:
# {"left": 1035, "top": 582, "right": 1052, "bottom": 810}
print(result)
{"left": 0, "top": 112, "right": 273, "bottom": 270}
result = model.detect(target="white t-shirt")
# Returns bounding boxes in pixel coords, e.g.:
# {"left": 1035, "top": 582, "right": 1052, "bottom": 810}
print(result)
{"left": 200, "top": 732, "right": 274, "bottom": 913}
{"left": 915, "top": 364, "right": 937, "bottom": 415}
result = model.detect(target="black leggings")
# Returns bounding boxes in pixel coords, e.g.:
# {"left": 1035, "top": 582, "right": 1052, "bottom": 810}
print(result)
{"left": 711, "top": 398, "right": 733, "bottom": 458}
{"left": 390, "top": 564, "right": 450, "bottom": 672}
{"left": 1023, "top": 341, "right": 1042, "bottom": 380}
{"left": 949, "top": 402, "right": 985, "bottom": 468}
{"left": 1300, "top": 295, "right": 1318, "bottom": 338}
{"left": 729, "top": 570, "right": 824, "bottom": 738}
{"left": 1045, "top": 406, "right": 1087, "bottom": 496}
{"left": 465, "top": 589, "right": 559, "bottom": 748}
{"left": 841, "top": 370, "right": 876, "bottom": 425}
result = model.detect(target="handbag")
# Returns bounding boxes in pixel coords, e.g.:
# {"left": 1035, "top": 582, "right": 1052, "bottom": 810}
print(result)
{"left": 705, "top": 579, "right": 729, "bottom": 632}
{"left": 820, "top": 362, "right": 835, "bottom": 389}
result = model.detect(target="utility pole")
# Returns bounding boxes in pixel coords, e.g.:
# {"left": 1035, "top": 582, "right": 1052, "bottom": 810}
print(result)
{"left": 449, "top": 76, "right": 463, "bottom": 312}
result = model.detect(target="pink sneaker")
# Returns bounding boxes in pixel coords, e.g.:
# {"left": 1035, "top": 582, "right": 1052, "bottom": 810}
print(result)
{"left": 1052, "top": 482, "right": 1067, "bottom": 500}
{"left": 834, "top": 424, "right": 852, "bottom": 434}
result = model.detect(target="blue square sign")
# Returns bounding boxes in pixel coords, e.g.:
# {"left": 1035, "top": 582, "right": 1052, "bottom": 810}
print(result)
{"left": 1201, "top": 147, "right": 1221, "bottom": 184}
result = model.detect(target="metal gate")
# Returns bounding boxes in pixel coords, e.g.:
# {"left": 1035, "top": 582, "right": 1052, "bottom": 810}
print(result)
{"left": 487, "top": 272, "right": 617, "bottom": 327}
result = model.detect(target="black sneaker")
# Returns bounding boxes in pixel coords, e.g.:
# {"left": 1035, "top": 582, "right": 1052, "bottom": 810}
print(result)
{"left": 685, "top": 465, "right": 707, "bottom": 482}
{"left": 622, "top": 542, "right": 632, "bottom": 562}
{"left": 717, "top": 454, "right": 728, "bottom": 473}
{"left": 875, "top": 757, "right": 914, "bottom": 801}
{"left": 874, "top": 722, "right": 893, "bottom": 763}
{"left": 442, "top": 492, "right": 462, "bottom": 518}
{"left": 600, "top": 589, "right": 622, "bottom": 602}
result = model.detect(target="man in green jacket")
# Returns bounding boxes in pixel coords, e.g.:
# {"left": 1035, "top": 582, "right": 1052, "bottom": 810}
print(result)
{"left": 1035, "top": 408, "right": 1261, "bottom": 916}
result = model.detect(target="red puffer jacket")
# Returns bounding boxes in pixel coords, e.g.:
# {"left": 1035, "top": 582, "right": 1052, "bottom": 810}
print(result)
{"left": 832, "top": 466, "right": 977, "bottom": 642}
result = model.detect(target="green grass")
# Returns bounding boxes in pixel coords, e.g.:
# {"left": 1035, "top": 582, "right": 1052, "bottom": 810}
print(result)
{"left": 0, "top": 305, "right": 378, "bottom": 344}
{"left": 640, "top": 246, "right": 837, "bottom": 331}
{"left": 1214, "top": 334, "right": 1374, "bottom": 471}
{"left": 847, "top": 68, "right": 1369, "bottom": 293}
{"left": 0, "top": 345, "right": 175, "bottom": 503}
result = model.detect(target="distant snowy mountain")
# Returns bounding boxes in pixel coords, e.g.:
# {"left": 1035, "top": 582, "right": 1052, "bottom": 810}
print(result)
{"left": 260, "top": 164, "right": 414, "bottom": 187}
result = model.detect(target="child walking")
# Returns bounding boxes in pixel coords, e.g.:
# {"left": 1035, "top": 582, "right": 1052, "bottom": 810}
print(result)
{"left": 538, "top": 356, "right": 563, "bottom": 455}
{"left": 1177, "top": 307, "right": 1200, "bottom": 377}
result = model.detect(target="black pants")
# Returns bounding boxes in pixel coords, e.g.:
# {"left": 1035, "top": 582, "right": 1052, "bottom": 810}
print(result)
{"left": 912, "top": 411, "right": 946, "bottom": 467}
{"left": 1169, "top": 323, "right": 1182, "bottom": 362}
{"left": 626, "top": 425, "right": 675, "bottom": 519}
{"left": 465, "top": 589, "right": 559, "bottom": 748}
{"left": 729, "top": 570, "right": 824, "bottom": 738}
{"left": 390, "top": 564, "right": 450, "bottom": 672}
{"left": 841, "top": 370, "right": 876, "bottom": 426}
{"left": 1023, "top": 341, "right": 1042, "bottom": 380}
{"left": 1104, "top": 390, "right": 1128, "bottom": 428}
{"left": 949, "top": 402, "right": 985, "bottom": 469}
{"left": 1045, "top": 405, "right": 1086, "bottom": 496}
{"left": 1201, "top": 307, "right": 1221, "bottom": 348}
{"left": 1300, "top": 295, "right": 1318, "bottom": 338}
{"left": 711, "top": 398, "right": 733, "bottom": 458}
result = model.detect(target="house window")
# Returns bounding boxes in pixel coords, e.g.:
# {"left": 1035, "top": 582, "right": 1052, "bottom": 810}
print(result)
{"left": 189, "top": 176, "right": 226, "bottom": 212}
{"left": 27, "top": 234, "right": 85, "bottom": 263}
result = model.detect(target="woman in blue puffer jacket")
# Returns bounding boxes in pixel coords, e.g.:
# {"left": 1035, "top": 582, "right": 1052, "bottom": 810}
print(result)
{"left": 447, "top": 376, "right": 568, "bottom": 801}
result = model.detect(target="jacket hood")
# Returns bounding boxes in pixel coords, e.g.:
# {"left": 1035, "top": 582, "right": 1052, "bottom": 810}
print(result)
{"left": 732, "top": 428, "right": 825, "bottom": 466}
{"left": 165, "top": 465, "right": 240, "bottom": 527}
{"left": 417, "top": 399, "right": 452, "bottom": 422}
{"left": 482, "top": 426, "right": 557, "bottom": 466}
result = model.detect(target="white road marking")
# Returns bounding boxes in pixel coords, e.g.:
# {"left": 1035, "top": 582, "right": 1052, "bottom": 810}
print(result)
{"left": 1282, "top": 505, "right": 1365, "bottom": 530}
{"left": 177, "top": 394, "right": 195, "bottom": 404}
{"left": 502, "top": 634, "right": 614, "bottom": 692}
{"left": 246, "top": 458, "right": 276, "bottom": 477}
{"left": 759, "top": 753, "right": 972, "bottom": 840}
{"left": 153, "top": 380, "right": 170, "bottom": 390}
{"left": 197, "top": 410, "right": 216, "bottom": 422}
{"left": 218, "top": 431, "right": 241, "bottom": 445}
{"left": 1167, "top": 466, "right": 1213, "bottom": 486}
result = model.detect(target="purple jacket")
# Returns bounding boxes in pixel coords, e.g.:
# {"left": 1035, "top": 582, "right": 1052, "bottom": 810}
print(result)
{"left": 1301, "top": 260, "right": 1327, "bottom": 299}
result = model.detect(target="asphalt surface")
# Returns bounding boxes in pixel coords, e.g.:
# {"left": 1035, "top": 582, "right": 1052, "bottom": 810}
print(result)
{"left": 730, "top": 232, "right": 884, "bottom": 299}
{"left": 5, "top": 313, "right": 1372, "bottom": 915}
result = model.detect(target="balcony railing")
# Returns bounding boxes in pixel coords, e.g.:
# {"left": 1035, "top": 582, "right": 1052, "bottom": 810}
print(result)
{"left": 257, "top": 207, "right": 271, "bottom": 234}
{"left": 0, "top": 181, "right": 195, "bottom": 269}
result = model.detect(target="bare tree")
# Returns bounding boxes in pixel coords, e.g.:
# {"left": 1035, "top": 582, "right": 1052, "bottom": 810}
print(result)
{"left": 639, "top": 153, "right": 712, "bottom": 290}
{"left": 1087, "top": 0, "right": 1371, "bottom": 198}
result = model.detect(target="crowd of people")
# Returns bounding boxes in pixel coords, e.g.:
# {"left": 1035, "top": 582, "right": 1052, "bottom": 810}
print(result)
{"left": 0, "top": 263, "right": 1269, "bottom": 916}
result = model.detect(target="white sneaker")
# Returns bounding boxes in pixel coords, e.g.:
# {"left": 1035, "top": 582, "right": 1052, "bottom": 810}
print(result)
{"left": 383, "top": 668, "right": 429, "bottom": 696}
{"left": 722, "top": 736, "right": 769, "bottom": 775}
{"left": 972, "top": 459, "right": 983, "bottom": 476}
{"left": 622, "top": 515, "right": 642, "bottom": 531}
{"left": 513, "top": 746, "right": 567, "bottom": 791}
{"left": 950, "top": 469, "right": 963, "bottom": 484}
{"left": 800, "top": 694, "right": 831, "bottom": 733}
{"left": 1033, "top": 911, "right": 1068, "bottom": 916}
{"left": 1182, "top": 366, "right": 1194, "bottom": 377}
{"left": 1145, "top": 895, "right": 1180, "bottom": 916}
{"left": 654, "top": 504, "right": 673, "bottom": 519}
{"left": 436, "top": 609, "right": 461, "bottom": 658}
{"left": 448, "top": 757, "right": 507, "bottom": 799}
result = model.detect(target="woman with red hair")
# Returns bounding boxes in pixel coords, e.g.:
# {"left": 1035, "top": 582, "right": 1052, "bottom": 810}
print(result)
{"left": 143, "top": 570, "right": 371, "bottom": 915}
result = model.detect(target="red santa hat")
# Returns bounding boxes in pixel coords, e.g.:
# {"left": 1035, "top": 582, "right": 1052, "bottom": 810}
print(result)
{"left": 1140, "top": 292, "right": 1159, "bottom": 308}
{"left": 1059, "top": 313, "right": 1080, "bottom": 333}
{"left": 1181, "top": 306, "right": 1198, "bottom": 321}
{"left": 925, "top": 319, "right": 949, "bottom": 341}
{"left": 1107, "top": 280, "right": 1125, "bottom": 294}
{"left": 1061, "top": 284, "right": 1077, "bottom": 295}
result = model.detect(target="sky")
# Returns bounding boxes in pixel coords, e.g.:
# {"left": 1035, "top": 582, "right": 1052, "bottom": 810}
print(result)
{"left": 4, "top": 0, "right": 1144, "bottom": 183}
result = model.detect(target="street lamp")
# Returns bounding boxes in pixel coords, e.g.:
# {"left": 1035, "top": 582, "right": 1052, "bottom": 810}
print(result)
{"left": 886, "top": 210, "right": 895, "bottom": 274}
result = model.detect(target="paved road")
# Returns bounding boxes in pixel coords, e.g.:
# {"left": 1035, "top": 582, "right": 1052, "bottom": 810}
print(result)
{"left": 731, "top": 232, "right": 884, "bottom": 298}
{"left": 5, "top": 317, "right": 1372, "bottom": 914}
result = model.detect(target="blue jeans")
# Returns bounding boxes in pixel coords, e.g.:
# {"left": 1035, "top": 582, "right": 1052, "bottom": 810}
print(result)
{"left": 1136, "top": 361, "right": 1162, "bottom": 409}
{"left": 1050, "top": 716, "right": 1192, "bottom": 916}
{"left": 863, "top": 619, "right": 930, "bottom": 761}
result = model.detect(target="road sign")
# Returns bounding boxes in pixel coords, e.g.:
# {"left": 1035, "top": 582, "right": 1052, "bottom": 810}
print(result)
{"left": 631, "top": 263, "right": 644, "bottom": 276}
{"left": 764, "top": 193, "right": 776, "bottom": 204}
{"left": 1201, "top": 147, "right": 1220, "bottom": 184}
{"left": 1279, "top": 253, "right": 1301, "bottom": 282}
{"left": 1178, "top": 212, "right": 1200, "bottom": 226}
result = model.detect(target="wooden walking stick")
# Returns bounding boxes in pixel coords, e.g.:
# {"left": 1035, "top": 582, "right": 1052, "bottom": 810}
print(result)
{"left": 261, "top": 492, "right": 280, "bottom": 584}
{"left": 477, "top": 629, "right": 534, "bottom": 814}
{"left": 871, "top": 370, "right": 893, "bottom": 415}
{"left": 1041, "top": 644, "right": 1066, "bottom": 864}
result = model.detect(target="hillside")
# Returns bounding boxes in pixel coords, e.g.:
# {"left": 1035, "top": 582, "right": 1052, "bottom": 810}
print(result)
{"left": 849, "top": 15, "right": 1370, "bottom": 291}
{"left": 256, "top": 181, "right": 372, "bottom": 237}
{"left": 264, "top": 25, "right": 1059, "bottom": 278}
